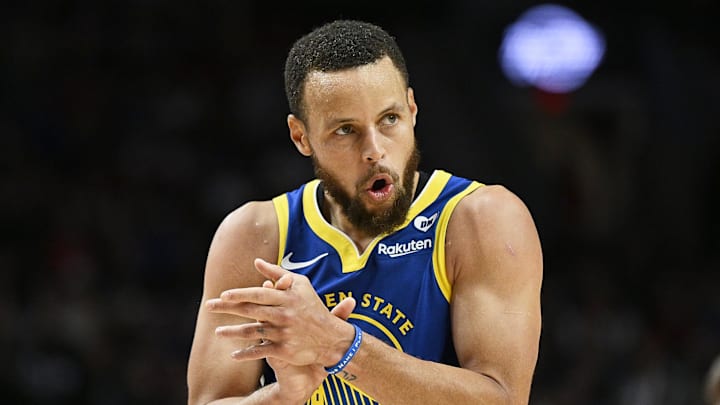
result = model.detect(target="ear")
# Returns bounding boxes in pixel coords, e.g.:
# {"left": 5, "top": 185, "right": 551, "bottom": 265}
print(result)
{"left": 407, "top": 87, "right": 418, "bottom": 127}
{"left": 288, "top": 114, "right": 312, "bottom": 156}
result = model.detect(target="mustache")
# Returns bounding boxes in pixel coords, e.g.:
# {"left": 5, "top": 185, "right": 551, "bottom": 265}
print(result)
{"left": 356, "top": 166, "right": 400, "bottom": 188}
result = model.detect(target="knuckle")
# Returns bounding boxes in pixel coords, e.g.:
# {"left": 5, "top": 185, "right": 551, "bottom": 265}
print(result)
{"left": 248, "top": 289, "right": 262, "bottom": 302}
{"left": 275, "top": 310, "right": 291, "bottom": 324}
{"left": 240, "top": 325, "right": 255, "bottom": 338}
{"left": 220, "top": 291, "right": 236, "bottom": 301}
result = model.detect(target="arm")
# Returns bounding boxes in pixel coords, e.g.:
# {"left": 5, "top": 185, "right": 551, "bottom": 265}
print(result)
{"left": 188, "top": 201, "right": 357, "bottom": 405}
{"left": 446, "top": 185, "right": 543, "bottom": 403}
{"left": 187, "top": 201, "right": 279, "bottom": 404}
{"left": 211, "top": 185, "right": 542, "bottom": 404}
{"left": 318, "top": 185, "right": 542, "bottom": 404}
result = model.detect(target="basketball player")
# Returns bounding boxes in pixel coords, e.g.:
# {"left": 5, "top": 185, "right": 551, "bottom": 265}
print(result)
{"left": 187, "top": 20, "right": 543, "bottom": 404}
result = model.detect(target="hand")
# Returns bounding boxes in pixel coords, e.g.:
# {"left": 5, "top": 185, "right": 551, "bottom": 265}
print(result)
{"left": 261, "top": 272, "right": 357, "bottom": 403}
{"left": 208, "top": 263, "right": 356, "bottom": 403}
{"left": 207, "top": 258, "right": 357, "bottom": 366}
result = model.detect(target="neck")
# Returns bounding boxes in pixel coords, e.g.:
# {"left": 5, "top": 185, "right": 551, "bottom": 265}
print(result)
{"left": 324, "top": 198, "right": 375, "bottom": 252}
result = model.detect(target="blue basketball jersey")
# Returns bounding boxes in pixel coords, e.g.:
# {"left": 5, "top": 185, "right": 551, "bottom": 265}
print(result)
{"left": 268, "top": 169, "right": 483, "bottom": 405}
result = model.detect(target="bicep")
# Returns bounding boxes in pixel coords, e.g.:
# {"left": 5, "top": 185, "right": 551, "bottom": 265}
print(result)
{"left": 448, "top": 186, "right": 542, "bottom": 400}
{"left": 187, "top": 201, "right": 279, "bottom": 403}
{"left": 451, "top": 278, "right": 541, "bottom": 394}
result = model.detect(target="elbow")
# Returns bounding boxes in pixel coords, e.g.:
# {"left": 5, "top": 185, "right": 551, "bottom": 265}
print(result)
{"left": 479, "top": 372, "right": 530, "bottom": 405}
{"left": 186, "top": 391, "right": 203, "bottom": 405}
{"left": 187, "top": 385, "right": 213, "bottom": 405}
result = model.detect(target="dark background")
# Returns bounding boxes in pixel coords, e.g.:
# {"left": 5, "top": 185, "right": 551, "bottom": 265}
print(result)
{"left": 2, "top": 1, "right": 719, "bottom": 404}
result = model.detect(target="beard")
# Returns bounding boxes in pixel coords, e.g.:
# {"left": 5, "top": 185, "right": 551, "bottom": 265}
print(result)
{"left": 312, "top": 146, "right": 421, "bottom": 236}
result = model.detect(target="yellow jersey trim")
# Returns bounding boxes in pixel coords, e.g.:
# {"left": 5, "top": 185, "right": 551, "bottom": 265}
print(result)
{"left": 340, "top": 376, "right": 376, "bottom": 404}
{"left": 432, "top": 181, "right": 484, "bottom": 302}
{"left": 349, "top": 313, "right": 403, "bottom": 352}
{"left": 308, "top": 371, "right": 377, "bottom": 405}
{"left": 272, "top": 195, "right": 290, "bottom": 265}
{"left": 302, "top": 170, "right": 453, "bottom": 273}
{"left": 308, "top": 375, "right": 377, "bottom": 405}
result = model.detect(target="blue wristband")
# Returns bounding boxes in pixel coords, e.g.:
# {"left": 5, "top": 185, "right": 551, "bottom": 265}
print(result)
{"left": 324, "top": 324, "right": 363, "bottom": 374}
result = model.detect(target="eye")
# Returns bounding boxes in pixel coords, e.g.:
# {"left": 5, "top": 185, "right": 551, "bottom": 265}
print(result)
{"left": 382, "top": 114, "right": 399, "bottom": 125}
{"left": 335, "top": 124, "right": 354, "bottom": 136}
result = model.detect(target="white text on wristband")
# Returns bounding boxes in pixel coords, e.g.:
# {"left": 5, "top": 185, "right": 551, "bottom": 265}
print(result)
{"left": 325, "top": 324, "right": 363, "bottom": 375}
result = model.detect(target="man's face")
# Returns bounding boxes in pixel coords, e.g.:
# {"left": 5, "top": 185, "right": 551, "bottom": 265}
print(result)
{"left": 290, "top": 57, "right": 420, "bottom": 235}
{"left": 312, "top": 145, "right": 420, "bottom": 236}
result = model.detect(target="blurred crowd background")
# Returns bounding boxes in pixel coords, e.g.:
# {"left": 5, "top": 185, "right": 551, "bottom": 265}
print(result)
{"left": 2, "top": 1, "right": 719, "bottom": 404}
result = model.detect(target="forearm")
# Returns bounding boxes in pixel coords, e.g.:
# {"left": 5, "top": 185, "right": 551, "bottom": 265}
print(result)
{"left": 340, "top": 333, "right": 515, "bottom": 405}
{"left": 201, "top": 383, "right": 305, "bottom": 405}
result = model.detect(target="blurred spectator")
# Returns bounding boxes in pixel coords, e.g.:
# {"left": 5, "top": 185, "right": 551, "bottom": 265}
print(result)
{"left": 707, "top": 355, "right": 720, "bottom": 405}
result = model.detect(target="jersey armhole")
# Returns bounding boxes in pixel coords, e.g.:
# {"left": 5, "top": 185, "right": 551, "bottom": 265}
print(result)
{"left": 432, "top": 181, "right": 484, "bottom": 302}
{"left": 272, "top": 194, "right": 289, "bottom": 265}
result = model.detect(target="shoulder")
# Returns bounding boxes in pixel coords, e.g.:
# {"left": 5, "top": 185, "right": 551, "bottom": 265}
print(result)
{"left": 203, "top": 200, "right": 280, "bottom": 294}
{"left": 451, "top": 184, "right": 534, "bottom": 229}
{"left": 445, "top": 184, "right": 542, "bottom": 285}
{"left": 214, "top": 200, "right": 279, "bottom": 247}
{"left": 445, "top": 183, "right": 536, "bottom": 235}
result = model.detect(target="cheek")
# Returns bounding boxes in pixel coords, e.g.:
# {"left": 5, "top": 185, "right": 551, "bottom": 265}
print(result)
{"left": 316, "top": 150, "right": 348, "bottom": 170}
{"left": 316, "top": 140, "right": 362, "bottom": 167}
{"left": 315, "top": 154, "right": 358, "bottom": 180}
{"left": 392, "top": 137, "right": 415, "bottom": 165}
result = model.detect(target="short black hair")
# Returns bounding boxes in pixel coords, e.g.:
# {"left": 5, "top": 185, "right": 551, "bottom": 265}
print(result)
{"left": 284, "top": 20, "right": 409, "bottom": 121}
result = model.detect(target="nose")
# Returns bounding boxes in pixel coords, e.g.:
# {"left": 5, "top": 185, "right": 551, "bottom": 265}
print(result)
{"left": 362, "top": 129, "right": 385, "bottom": 163}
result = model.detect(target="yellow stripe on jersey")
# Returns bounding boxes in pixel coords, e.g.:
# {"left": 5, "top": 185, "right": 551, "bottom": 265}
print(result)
{"left": 342, "top": 376, "right": 375, "bottom": 404}
{"left": 302, "top": 170, "right": 453, "bottom": 273}
{"left": 302, "top": 179, "right": 375, "bottom": 273}
{"left": 402, "top": 170, "right": 451, "bottom": 228}
{"left": 330, "top": 376, "right": 342, "bottom": 405}
{"left": 340, "top": 374, "right": 352, "bottom": 404}
{"left": 272, "top": 195, "right": 290, "bottom": 265}
{"left": 432, "top": 181, "right": 484, "bottom": 302}
{"left": 305, "top": 375, "right": 377, "bottom": 405}
{"left": 309, "top": 384, "right": 327, "bottom": 404}
{"left": 349, "top": 313, "right": 403, "bottom": 352}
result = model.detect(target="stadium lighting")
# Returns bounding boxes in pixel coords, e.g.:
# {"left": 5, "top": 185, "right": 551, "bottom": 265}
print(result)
{"left": 499, "top": 4, "right": 606, "bottom": 93}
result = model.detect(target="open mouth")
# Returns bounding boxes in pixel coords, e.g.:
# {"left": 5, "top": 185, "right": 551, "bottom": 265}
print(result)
{"left": 365, "top": 174, "right": 394, "bottom": 201}
{"left": 371, "top": 178, "right": 387, "bottom": 191}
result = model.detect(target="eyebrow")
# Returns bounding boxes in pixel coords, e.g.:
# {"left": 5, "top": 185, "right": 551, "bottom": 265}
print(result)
{"left": 378, "top": 102, "right": 403, "bottom": 117}
{"left": 325, "top": 102, "right": 404, "bottom": 128}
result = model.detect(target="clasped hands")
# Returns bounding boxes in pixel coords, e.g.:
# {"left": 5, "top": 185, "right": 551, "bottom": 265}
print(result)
{"left": 206, "top": 258, "right": 357, "bottom": 372}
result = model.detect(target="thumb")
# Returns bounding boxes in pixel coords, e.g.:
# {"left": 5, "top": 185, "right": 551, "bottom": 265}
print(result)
{"left": 330, "top": 297, "right": 356, "bottom": 320}
{"left": 254, "top": 258, "right": 290, "bottom": 282}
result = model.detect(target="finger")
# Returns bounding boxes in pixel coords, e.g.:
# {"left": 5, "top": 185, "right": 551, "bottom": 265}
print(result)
{"left": 274, "top": 274, "right": 293, "bottom": 290}
{"left": 206, "top": 300, "right": 281, "bottom": 321}
{"left": 330, "top": 297, "right": 357, "bottom": 321}
{"left": 231, "top": 341, "right": 276, "bottom": 361}
{"left": 215, "top": 322, "right": 276, "bottom": 341}
{"left": 262, "top": 279, "right": 274, "bottom": 288}
{"left": 218, "top": 286, "right": 284, "bottom": 304}
{"left": 254, "top": 258, "right": 291, "bottom": 282}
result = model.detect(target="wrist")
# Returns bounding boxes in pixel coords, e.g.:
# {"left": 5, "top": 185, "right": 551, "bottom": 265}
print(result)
{"left": 323, "top": 323, "right": 363, "bottom": 374}
{"left": 320, "top": 321, "right": 356, "bottom": 367}
{"left": 268, "top": 382, "right": 310, "bottom": 405}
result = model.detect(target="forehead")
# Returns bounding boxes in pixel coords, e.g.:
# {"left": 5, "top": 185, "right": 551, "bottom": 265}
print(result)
{"left": 302, "top": 57, "right": 407, "bottom": 120}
